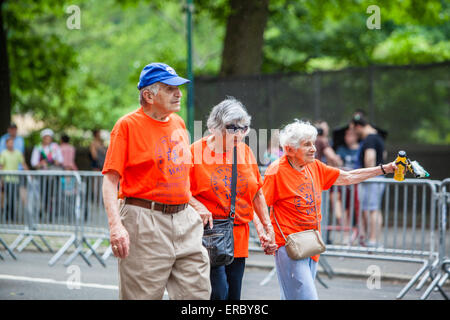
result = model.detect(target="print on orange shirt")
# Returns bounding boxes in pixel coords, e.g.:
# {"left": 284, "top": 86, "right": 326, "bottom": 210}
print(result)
{"left": 211, "top": 165, "right": 249, "bottom": 211}
{"left": 190, "top": 136, "right": 263, "bottom": 257}
{"left": 156, "top": 135, "right": 189, "bottom": 179}
{"left": 262, "top": 156, "right": 340, "bottom": 262}
{"left": 190, "top": 137, "right": 262, "bottom": 224}
{"left": 102, "top": 107, "right": 192, "bottom": 204}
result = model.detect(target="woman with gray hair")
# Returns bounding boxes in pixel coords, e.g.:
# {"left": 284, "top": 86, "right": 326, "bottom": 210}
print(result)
{"left": 262, "top": 119, "right": 397, "bottom": 300}
{"left": 189, "top": 97, "right": 276, "bottom": 300}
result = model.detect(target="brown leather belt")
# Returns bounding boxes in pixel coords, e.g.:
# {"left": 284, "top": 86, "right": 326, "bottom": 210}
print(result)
{"left": 125, "top": 197, "right": 188, "bottom": 214}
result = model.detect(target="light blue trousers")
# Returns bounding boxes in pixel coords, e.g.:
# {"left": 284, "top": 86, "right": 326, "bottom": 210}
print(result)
{"left": 275, "top": 246, "right": 319, "bottom": 300}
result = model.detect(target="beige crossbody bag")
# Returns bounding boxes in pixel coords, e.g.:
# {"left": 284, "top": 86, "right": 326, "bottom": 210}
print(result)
{"left": 273, "top": 167, "right": 326, "bottom": 260}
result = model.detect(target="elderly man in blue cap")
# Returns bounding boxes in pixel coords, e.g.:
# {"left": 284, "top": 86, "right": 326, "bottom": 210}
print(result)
{"left": 102, "top": 63, "right": 211, "bottom": 300}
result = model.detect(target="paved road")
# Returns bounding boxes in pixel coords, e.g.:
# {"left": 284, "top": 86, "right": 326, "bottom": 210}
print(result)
{"left": 0, "top": 251, "right": 447, "bottom": 300}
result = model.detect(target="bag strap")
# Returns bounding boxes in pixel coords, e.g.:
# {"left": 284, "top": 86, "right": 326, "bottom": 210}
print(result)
{"left": 229, "top": 145, "right": 238, "bottom": 220}
{"left": 272, "top": 164, "right": 320, "bottom": 240}
{"left": 305, "top": 166, "right": 320, "bottom": 230}
{"left": 272, "top": 207, "right": 287, "bottom": 242}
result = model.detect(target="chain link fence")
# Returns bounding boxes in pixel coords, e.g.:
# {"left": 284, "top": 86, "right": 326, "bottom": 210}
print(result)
{"left": 195, "top": 62, "right": 450, "bottom": 174}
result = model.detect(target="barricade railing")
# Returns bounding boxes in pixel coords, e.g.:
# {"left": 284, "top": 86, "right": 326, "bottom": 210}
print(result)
{"left": 320, "top": 177, "right": 444, "bottom": 299}
{"left": 0, "top": 170, "right": 108, "bottom": 267}
{"left": 78, "top": 172, "right": 112, "bottom": 262}
{"left": 1, "top": 170, "right": 448, "bottom": 299}
{"left": 420, "top": 178, "right": 450, "bottom": 299}
{"left": 251, "top": 170, "right": 448, "bottom": 299}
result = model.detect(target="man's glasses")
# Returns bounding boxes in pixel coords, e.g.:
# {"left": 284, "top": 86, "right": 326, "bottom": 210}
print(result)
{"left": 225, "top": 124, "right": 249, "bottom": 134}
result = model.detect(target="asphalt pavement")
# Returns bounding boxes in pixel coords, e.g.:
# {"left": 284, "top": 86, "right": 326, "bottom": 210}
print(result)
{"left": 0, "top": 249, "right": 448, "bottom": 300}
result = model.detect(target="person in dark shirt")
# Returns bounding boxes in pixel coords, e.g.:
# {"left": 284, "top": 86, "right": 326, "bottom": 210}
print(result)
{"left": 335, "top": 128, "right": 361, "bottom": 244}
{"left": 350, "top": 114, "right": 386, "bottom": 248}
{"left": 336, "top": 128, "right": 360, "bottom": 170}
{"left": 357, "top": 133, "right": 385, "bottom": 169}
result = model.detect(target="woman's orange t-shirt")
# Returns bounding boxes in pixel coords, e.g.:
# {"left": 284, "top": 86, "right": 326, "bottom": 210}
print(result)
{"left": 262, "top": 156, "right": 340, "bottom": 262}
{"left": 102, "top": 107, "right": 192, "bottom": 204}
{"left": 190, "top": 136, "right": 263, "bottom": 258}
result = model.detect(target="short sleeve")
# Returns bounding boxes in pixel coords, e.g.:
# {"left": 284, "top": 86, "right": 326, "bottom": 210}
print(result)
{"left": 364, "top": 135, "right": 378, "bottom": 150}
{"left": 18, "top": 137, "right": 25, "bottom": 154}
{"left": 246, "top": 145, "right": 263, "bottom": 191}
{"left": 316, "top": 160, "right": 340, "bottom": 190}
{"left": 53, "top": 144, "right": 64, "bottom": 164}
{"left": 30, "top": 147, "right": 40, "bottom": 167}
{"left": 19, "top": 152, "right": 25, "bottom": 164}
{"left": 254, "top": 165, "right": 263, "bottom": 190}
{"left": 189, "top": 144, "right": 198, "bottom": 195}
{"left": 335, "top": 146, "right": 345, "bottom": 159}
{"left": 102, "top": 120, "right": 128, "bottom": 177}
{"left": 262, "top": 173, "right": 276, "bottom": 207}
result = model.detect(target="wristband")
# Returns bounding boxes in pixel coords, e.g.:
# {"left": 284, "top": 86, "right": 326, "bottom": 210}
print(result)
{"left": 380, "top": 164, "right": 386, "bottom": 175}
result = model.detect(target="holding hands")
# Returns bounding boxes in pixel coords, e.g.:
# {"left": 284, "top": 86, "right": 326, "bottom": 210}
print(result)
{"left": 254, "top": 220, "right": 277, "bottom": 256}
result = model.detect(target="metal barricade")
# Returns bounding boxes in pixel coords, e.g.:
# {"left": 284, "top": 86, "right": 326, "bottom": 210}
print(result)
{"left": 0, "top": 171, "right": 107, "bottom": 267}
{"left": 78, "top": 171, "right": 111, "bottom": 262}
{"left": 0, "top": 171, "right": 72, "bottom": 254}
{"left": 251, "top": 169, "right": 446, "bottom": 298}
{"left": 321, "top": 177, "right": 442, "bottom": 299}
{"left": 420, "top": 178, "right": 450, "bottom": 299}
{"left": 1, "top": 168, "right": 448, "bottom": 300}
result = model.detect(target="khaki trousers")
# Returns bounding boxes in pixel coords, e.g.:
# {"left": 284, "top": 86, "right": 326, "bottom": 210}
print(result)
{"left": 118, "top": 203, "right": 211, "bottom": 300}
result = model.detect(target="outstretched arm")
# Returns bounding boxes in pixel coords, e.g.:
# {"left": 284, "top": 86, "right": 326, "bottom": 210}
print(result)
{"left": 334, "top": 161, "right": 397, "bottom": 186}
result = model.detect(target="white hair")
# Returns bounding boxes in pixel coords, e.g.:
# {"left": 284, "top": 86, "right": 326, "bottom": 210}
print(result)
{"left": 206, "top": 97, "right": 251, "bottom": 133}
{"left": 139, "top": 82, "right": 160, "bottom": 105}
{"left": 279, "top": 119, "right": 318, "bottom": 149}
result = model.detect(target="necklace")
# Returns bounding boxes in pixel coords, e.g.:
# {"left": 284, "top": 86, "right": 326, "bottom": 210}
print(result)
{"left": 287, "top": 157, "right": 303, "bottom": 171}
{"left": 287, "top": 157, "right": 309, "bottom": 179}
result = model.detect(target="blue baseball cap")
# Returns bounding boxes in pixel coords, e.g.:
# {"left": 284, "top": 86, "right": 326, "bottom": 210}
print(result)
{"left": 137, "top": 63, "right": 190, "bottom": 90}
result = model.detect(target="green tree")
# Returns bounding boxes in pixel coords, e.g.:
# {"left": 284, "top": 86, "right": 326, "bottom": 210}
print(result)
{"left": 1, "top": 0, "right": 79, "bottom": 134}
{"left": 3, "top": 0, "right": 449, "bottom": 144}
{"left": 263, "top": 0, "right": 449, "bottom": 72}
{"left": 0, "top": 0, "right": 11, "bottom": 133}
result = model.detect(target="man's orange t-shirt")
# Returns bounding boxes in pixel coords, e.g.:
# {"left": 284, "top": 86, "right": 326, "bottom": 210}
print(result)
{"left": 190, "top": 136, "right": 263, "bottom": 258}
{"left": 102, "top": 107, "right": 191, "bottom": 204}
{"left": 262, "top": 156, "right": 340, "bottom": 262}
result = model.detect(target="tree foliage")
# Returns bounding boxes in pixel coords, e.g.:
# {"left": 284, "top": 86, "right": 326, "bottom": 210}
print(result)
{"left": 2, "top": 0, "right": 79, "bottom": 135}
{"left": 2, "top": 0, "right": 449, "bottom": 144}
{"left": 263, "top": 0, "right": 449, "bottom": 72}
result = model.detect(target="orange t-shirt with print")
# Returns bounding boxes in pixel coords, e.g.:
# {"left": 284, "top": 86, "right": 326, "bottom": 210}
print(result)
{"left": 102, "top": 107, "right": 191, "bottom": 204}
{"left": 190, "top": 136, "right": 263, "bottom": 258}
{"left": 262, "top": 156, "right": 340, "bottom": 262}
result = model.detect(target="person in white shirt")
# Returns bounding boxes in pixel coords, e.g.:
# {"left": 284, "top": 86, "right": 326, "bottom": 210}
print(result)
{"left": 30, "top": 128, "right": 64, "bottom": 170}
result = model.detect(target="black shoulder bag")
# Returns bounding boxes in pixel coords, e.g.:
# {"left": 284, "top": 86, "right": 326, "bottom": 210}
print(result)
{"left": 202, "top": 145, "right": 237, "bottom": 267}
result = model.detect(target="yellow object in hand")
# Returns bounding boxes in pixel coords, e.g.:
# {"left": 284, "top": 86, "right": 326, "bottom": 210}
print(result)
{"left": 394, "top": 150, "right": 408, "bottom": 181}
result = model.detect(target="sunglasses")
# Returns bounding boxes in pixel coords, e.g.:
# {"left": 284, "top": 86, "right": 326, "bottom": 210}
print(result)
{"left": 225, "top": 124, "right": 249, "bottom": 134}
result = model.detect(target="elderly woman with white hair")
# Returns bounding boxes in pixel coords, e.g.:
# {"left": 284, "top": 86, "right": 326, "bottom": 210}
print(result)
{"left": 189, "top": 97, "right": 276, "bottom": 300}
{"left": 262, "top": 119, "right": 397, "bottom": 300}
{"left": 30, "top": 128, "right": 64, "bottom": 170}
